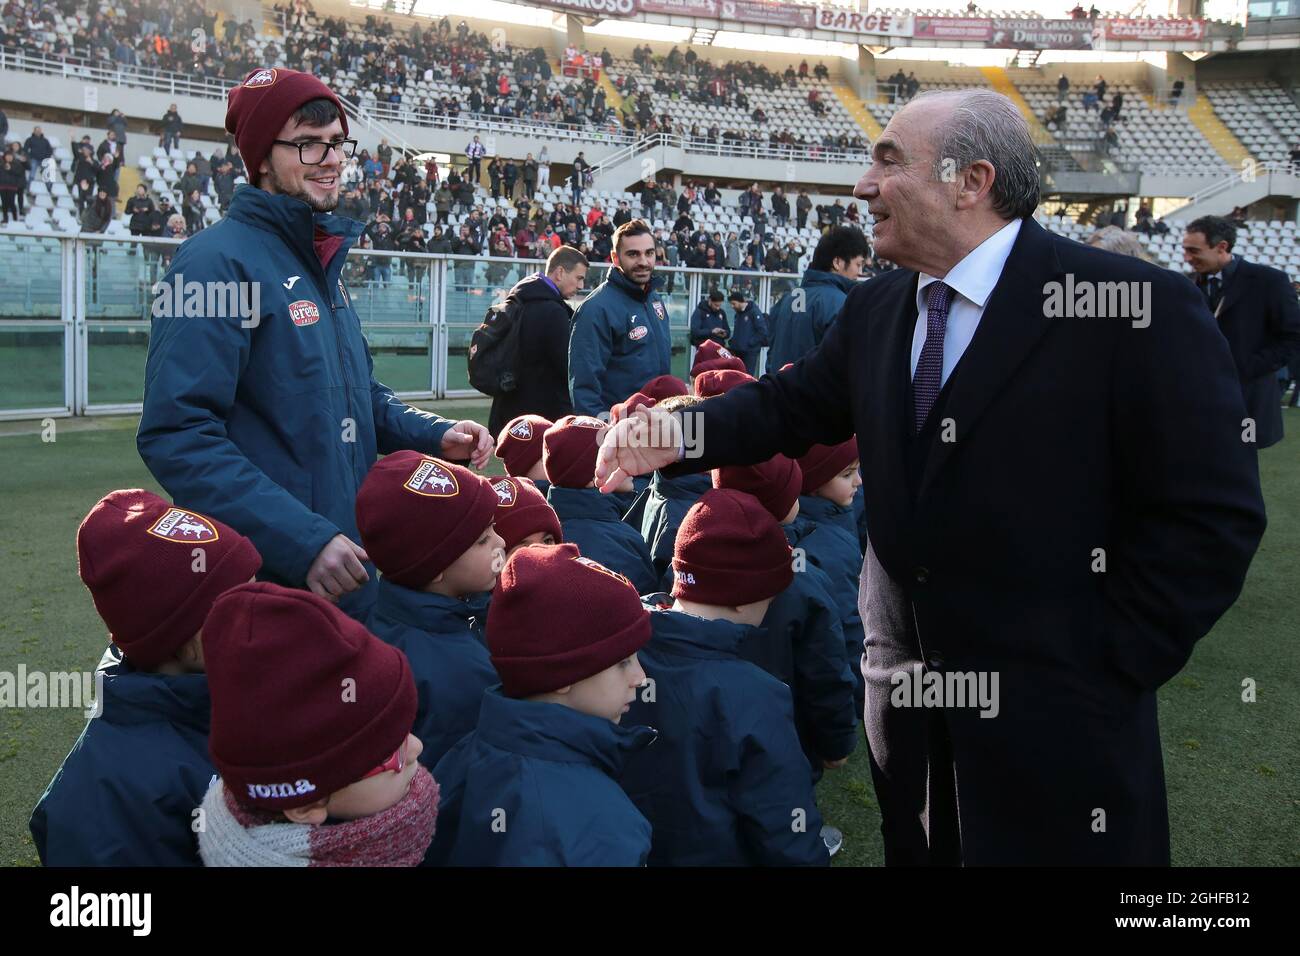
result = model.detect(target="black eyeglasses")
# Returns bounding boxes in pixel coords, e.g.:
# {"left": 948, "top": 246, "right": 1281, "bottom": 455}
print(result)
{"left": 271, "top": 138, "right": 358, "bottom": 165}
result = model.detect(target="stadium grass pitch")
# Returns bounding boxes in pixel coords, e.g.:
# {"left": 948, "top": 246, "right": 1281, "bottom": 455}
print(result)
{"left": 0, "top": 405, "right": 1296, "bottom": 866}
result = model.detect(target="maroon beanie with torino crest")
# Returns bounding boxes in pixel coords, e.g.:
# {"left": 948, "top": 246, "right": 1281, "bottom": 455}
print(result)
{"left": 225, "top": 67, "right": 349, "bottom": 187}
{"left": 488, "top": 544, "right": 651, "bottom": 698}
{"left": 490, "top": 476, "right": 563, "bottom": 551}
{"left": 495, "top": 415, "right": 551, "bottom": 477}
{"left": 76, "top": 490, "right": 262, "bottom": 669}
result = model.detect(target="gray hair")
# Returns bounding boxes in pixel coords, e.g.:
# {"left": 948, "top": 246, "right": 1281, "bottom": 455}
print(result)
{"left": 1086, "top": 226, "right": 1152, "bottom": 261}
{"left": 912, "top": 89, "right": 1042, "bottom": 220}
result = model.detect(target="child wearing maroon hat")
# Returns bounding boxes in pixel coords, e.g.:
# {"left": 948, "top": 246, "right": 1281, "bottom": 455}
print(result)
{"left": 543, "top": 415, "right": 658, "bottom": 595}
{"left": 639, "top": 394, "right": 717, "bottom": 590}
{"left": 495, "top": 415, "right": 552, "bottom": 498}
{"left": 639, "top": 373, "right": 689, "bottom": 403}
{"left": 198, "top": 583, "right": 438, "bottom": 866}
{"left": 714, "top": 458, "right": 859, "bottom": 787}
{"left": 30, "top": 490, "right": 262, "bottom": 867}
{"left": 490, "top": 476, "right": 562, "bottom": 555}
{"left": 795, "top": 440, "right": 867, "bottom": 716}
{"left": 356, "top": 452, "right": 505, "bottom": 768}
{"left": 621, "top": 489, "right": 832, "bottom": 865}
{"left": 426, "top": 544, "right": 656, "bottom": 866}
{"left": 689, "top": 338, "right": 748, "bottom": 380}
{"left": 607, "top": 390, "right": 656, "bottom": 519}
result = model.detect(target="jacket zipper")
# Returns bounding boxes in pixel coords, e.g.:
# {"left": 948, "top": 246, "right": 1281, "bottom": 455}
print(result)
{"left": 322, "top": 264, "right": 357, "bottom": 475}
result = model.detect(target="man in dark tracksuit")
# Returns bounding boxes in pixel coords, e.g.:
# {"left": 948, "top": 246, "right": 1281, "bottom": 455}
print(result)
{"left": 1184, "top": 215, "right": 1300, "bottom": 450}
{"left": 766, "top": 226, "right": 869, "bottom": 370}
{"left": 688, "top": 291, "right": 730, "bottom": 348}
{"left": 487, "top": 247, "right": 587, "bottom": 437}
{"left": 728, "top": 289, "right": 770, "bottom": 375}
{"left": 138, "top": 69, "right": 491, "bottom": 625}
{"left": 569, "top": 220, "right": 671, "bottom": 417}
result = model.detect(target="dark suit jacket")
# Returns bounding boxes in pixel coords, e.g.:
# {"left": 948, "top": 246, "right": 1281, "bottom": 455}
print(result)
{"left": 1196, "top": 256, "right": 1300, "bottom": 449}
{"left": 665, "top": 217, "right": 1266, "bottom": 864}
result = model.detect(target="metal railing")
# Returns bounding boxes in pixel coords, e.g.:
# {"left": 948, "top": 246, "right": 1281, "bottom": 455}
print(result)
{"left": 1174, "top": 160, "right": 1300, "bottom": 212}
{"left": 0, "top": 230, "right": 801, "bottom": 419}
{"left": 0, "top": 46, "right": 234, "bottom": 101}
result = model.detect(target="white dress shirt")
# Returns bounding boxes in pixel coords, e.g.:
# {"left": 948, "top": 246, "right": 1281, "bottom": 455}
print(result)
{"left": 911, "top": 218, "right": 1022, "bottom": 386}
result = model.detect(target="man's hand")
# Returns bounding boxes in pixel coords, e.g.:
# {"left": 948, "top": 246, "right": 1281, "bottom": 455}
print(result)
{"left": 594, "top": 407, "right": 682, "bottom": 493}
{"left": 712, "top": 327, "right": 729, "bottom": 338}
{"left": 306, "top": 534, "right": 370, "bottom": 603}
{"left": 440, "top": 419, "right": 494, "bottom": 469}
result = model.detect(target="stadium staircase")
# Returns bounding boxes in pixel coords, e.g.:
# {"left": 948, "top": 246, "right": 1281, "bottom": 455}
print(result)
{"left": 1187, "top": 93, "right": 1255, "bottom": 170}
{"left": 981, "top": 66, "right": 1057, "bottom": 147}
{"left": 118, "top": 164, "right": 143, "bottom": 214}
{"left": 595, "top": 67, "right": 625, "bottom": 114}
{"left": 830, "top": 83, "right": 883, "bottom": 141}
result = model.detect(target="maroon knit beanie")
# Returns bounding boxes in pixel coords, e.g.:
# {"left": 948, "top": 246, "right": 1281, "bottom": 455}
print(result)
{"left": 203, "top": 583, "right": 416, "bottom": 810}
{"left": 491, "top": 476, "right": 563, "bottom": 551}
{"left": 355, "top": 452, "right": 499, "bottom": 588}
{"left": 640, "top": 374, "right": 689, "bottom": 402}
{"left": 542, "top": 415, "right": 606, "bottom": 488}
{"left": 495, "top": 415, "right": 551, "bottom": 477}
{"left": 609, "top": 391, "right": 657, "bottom": 424}
{"left": 671, "top": 489, "right": 793, "bottom": 607}
{"left": 76, "top": 490, "right": 262, "bottom": 669}
{"left": 713, "top": 455, "right": 803, "bottom": 523}
{"left": 488, "top": 543, "right": 651, "bottom": 698}
{"left": 690, "top": 340, "right": 748, "bottom": 378}
{"left": 694, "top": 368, "right": 755, "bottom": 398}
{"left": 225, "top": 68, "right": 348, "bottom": 188}
{"left": 798, "top": 439, "right": 860, "bottom": 495}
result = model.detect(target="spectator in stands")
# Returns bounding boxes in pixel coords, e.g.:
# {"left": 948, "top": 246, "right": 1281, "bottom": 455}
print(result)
{"left": 465, "top": 134, "right": 486, "bottom": 182}
{"left": 487, "top": 156, "right": 502, "bottom": 199}
{"left": 0, "top": 108, "right": 6, "bottom": 148}
{"left": 80, "top": 187, "right": 113, "bottom": 233}
{"left": 1289, "top": 143, "right": 1300, "bottom": 170}
{"left": 182, "top": 189, "right": 205, "bottom": 235}
{"left": 571, "top": 151, "right": 588, "bottom": 207}
{"left": 162, "top": 213, "right": 187, "bottom": 241}
{"left": 125, "top": 185, "right": 157, "bottom": 236}
{"left": 160, "top": 104, "right": 184, "bottom": 152}
{"left": 1057, "top": 74, "right": 1070, "bottom": 104}
{"left": 1110, "top": 91, "right": 1124, "bottom": 121}
{"left": 23, "top": 126, "right": 52, "bottom": 189}
{"left": 704, "top": 181, "right": 721, "bottom": 207}
{"left": 107, "top": 109, "right": 128, "bottom": 150}
{"left": 796, "top": 189, "right": 812, "bottom": 230}
{"left": 1183, "top": 215, "right": 1300, "bottom": 449}
{"left": 212, "top": 160, "right": 236, "bottom": 214}
{"left": 503, "top": 158, "right": 519, "bottom": 201}
{"left": 766, "top": 226, "right": 867, "bottom": 369}
{"left": 771, "top": 187, "right": 790, "bottom": 227}
{"left": 537, "top": 145, "right": 550, "bottom": 189}
{"left": 1170, "top": 79, "right": 1184, "bottom": 106}
{"left": 1094, "top": 75, "right": 1107, "bottom": 101}
{"left": 522, "top": 153, "right": 538, "bottom": 200}
{"left": 0, "top": 153, "right": 22, "bottom": 224}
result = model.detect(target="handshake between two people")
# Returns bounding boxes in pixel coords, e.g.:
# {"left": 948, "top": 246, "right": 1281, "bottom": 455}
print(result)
{"left": 595, "top": 405, "right": 687, "bottom": 495}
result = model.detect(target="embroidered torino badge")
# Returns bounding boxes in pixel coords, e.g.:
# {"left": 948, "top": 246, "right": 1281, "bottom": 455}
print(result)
{"left": 493, "top": 478, "right": 518, "bottom": 506}
{"left": 718, "top": 346, "right": 734, "bottom": 358}
{"left": 405, "top": 458, "right": 459, "bottom": 497}
{"left": 147, "top": 508, "right": 219, "bottom": 543}
{"left": 244, "top": 68, "right": 277, "bottom": 88}
{"left": 652, "top": 300, "right": 667, "bottom": 321}
{"left": 574, "top": 555, "right": 632, "bottom": 588}
{"left": 572, "top": 416, "right": 605, "bottom": 429}
{"left": 288, "top": 300, "right": 321, "bottom": 327}
{"left": 509, "top": 419, "right": 533, "bottom": 440}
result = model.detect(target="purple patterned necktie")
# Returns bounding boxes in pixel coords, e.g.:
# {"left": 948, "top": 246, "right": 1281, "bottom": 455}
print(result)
{"left": 913, "top": 281, "right": 953, "bottom": 433}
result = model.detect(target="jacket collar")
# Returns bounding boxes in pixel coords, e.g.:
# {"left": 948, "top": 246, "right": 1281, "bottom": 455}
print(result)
{"left": 642, "top": 600, "right": 757, "bottom": 660}
{"left": 801, "top": 269, "right": 857, "bottom": 295}
{"left": 475, "top": 686, "right": 657, "bottom": 776}
{"left": 546, "top": 485, "right": 625, "bottom": 521}
{"left": 650, "top": 469, "right": 713, "bottom": 500}
{"left": 100, "top": 645, "right": 210, "bottom": 731}
{"left": 376, "top": 578, "right": 485, "bottom": 634}
{"left": 226, "top": 185, "right": 364, "bottom": 288}
{"left": 797, "top": 494, "right": 858, "bottom": 536}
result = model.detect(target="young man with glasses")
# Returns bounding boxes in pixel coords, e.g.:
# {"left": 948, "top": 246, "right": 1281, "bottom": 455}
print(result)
{"left": 139, "top": 68, "right": 492, "bottom": 627}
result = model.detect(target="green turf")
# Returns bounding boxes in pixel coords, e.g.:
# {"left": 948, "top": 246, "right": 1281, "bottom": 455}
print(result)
{"left": 0, "top": 412, "right": 1296, "bottom": 866}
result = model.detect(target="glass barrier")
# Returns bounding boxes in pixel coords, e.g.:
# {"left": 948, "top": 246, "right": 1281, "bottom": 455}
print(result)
{"left": 1, "top": 234, "right": 63, "bottom": 320}
{"left": 0, "top": 325, "right": 65, "bottom": 411}
{"left": 0, "top": 234, "right": 65, "bottom": 412}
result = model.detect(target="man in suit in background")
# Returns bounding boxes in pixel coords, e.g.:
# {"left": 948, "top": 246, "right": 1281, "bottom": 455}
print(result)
{"left": 1183, "top": 215, "right": 1300, "bottom": 450}
{"left": 594, "top": 90, "right": 1266, "bottom": 865}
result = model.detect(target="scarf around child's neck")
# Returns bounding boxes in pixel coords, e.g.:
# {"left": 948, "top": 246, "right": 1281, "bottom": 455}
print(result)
{"left": 198, "top": 767, "right": 439, "bottom": 867}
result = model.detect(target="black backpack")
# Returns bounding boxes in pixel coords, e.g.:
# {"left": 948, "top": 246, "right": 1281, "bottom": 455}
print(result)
{"left": 467, "top": 296, "right": 524, "bottom": 396}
